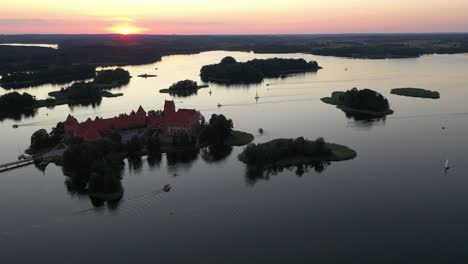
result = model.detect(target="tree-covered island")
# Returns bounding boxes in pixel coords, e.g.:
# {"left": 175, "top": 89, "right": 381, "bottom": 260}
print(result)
{"left": 200, "top": 56, "right": 321, "bottom": 84}
{"left": 239, "top": 137, "right": 356, "bottom": 176}
{"left": 391, "top": 88, "right": 440, "bottom": 99}
{"left": 159, "top": 79, "right": 209, "bottom": 97}
{"left": 321, "top": 88, "right": 394, "bottom": 117}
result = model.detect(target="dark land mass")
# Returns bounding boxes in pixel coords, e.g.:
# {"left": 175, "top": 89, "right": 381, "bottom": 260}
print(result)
{"left": 200, "top": 56, "right": 321, "bottom": 84}
{"left": 1, "top": 34, "right": 468, "bottom": 76}
{"left": 391, "top": 87, "right": 440, "bottom": 99}
{"left": 0, "top": 64, "right": 96, "bottom": 89}
{"left": 321, "top": 88, "right": 394, "bottom": 117}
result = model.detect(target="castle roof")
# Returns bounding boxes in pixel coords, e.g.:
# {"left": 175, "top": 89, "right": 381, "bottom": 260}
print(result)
{"left": 136, "top": 105, "right": 146, "bottom": 116}
{"left": 65, "top": 114, "right": 78, "bottom": 126}
{"left": 165, "top": 109, "right": 199, "bottom": 124}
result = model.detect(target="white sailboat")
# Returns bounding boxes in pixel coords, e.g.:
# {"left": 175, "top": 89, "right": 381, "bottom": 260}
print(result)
{"left": 445, "top": 159, "right": 451, "bottom": 170}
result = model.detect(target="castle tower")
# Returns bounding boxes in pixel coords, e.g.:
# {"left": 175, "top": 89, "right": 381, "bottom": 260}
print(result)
{"left": 164, "top": 100, "right": 176, "bottom": 114}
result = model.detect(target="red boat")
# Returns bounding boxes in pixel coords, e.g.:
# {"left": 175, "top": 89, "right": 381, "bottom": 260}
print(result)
{"left": 163, "top": 184, "right": 172, "bottom": 192}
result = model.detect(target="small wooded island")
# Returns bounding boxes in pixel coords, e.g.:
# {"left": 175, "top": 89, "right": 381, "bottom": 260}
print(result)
{"left": 321, "top": 88, "right": 394, "bottom": 117}
{"left": 200, "top": 56, "right": 321, "bottom": 84}
{"left": 0, "top": 68, "right": 130, "bottom": 118}
{"left": 159, "top": 79, "right": 209, "bottom": 97}
{"left": 239, "top": 137, "right": 356, "bottom": 172}
{"left": 391, "top": 88, "right": 440, "bottom": 99}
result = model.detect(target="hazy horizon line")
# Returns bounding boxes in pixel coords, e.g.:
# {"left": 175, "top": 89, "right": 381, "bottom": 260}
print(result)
{"left": 1, "top": 32, "right": 468, "bottom": 37}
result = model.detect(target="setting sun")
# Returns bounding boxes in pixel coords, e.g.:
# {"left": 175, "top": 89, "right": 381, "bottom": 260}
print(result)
{"left": 118, "top": 27, "right": 133, "bottom": 35}
{"left": 109, "top": 25, "right": 145, "bottom": 35}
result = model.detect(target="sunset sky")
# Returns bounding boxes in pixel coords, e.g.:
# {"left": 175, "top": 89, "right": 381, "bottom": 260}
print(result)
{"left": 2, "top": 0, "right": 468, "bottom": 34}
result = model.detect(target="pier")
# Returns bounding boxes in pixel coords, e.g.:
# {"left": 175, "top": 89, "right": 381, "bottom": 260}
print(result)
{"left": 0, "top": 158, "right": 37, "bottom": 173}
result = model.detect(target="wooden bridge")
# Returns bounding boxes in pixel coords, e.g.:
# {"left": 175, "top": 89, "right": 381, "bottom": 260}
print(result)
{"left": 0, "top": 156, "right": 45, "bottom": 173}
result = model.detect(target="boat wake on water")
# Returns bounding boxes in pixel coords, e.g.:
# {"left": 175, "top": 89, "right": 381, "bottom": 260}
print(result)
{"left": 0, "top": 186, "right": 171, "bottom": 241}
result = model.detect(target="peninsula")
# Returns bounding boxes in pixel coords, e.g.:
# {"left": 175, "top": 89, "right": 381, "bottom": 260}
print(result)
{"left": 321, "top": 88, "right": 394, "bottom": 117}
{"left": 200, "top": 56, "right": 321, "bottom": 84}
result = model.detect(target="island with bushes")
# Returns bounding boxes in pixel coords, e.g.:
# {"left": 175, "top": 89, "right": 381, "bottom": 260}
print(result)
{"left": 321, "top": 88, "right": 394, "bottom": 117}
{"left": 391, "top": 88, "right": 440, "bottom": 99}
{"left": 159, "top": 79, "right": 209, "bottom": 97}
{"left": 239, "top": 137, "right": 356, "bottom": 171}
{"left": 200, "top": 56, "right": 321, "bottom": 84}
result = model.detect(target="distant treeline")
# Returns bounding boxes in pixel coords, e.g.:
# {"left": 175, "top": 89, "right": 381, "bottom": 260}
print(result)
{"left": 200, "top": 57, "right": 321, "bottom": 84}
{"left": 0, "top": 65, "right": 96, "bottom": 89}
{"left": 1, "top": 34, "right": 468, "bottom": 76}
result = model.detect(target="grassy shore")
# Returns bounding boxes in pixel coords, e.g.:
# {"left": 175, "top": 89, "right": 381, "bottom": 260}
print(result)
{"left": 224, "top": 130, "right": 255, "bottom": 146}
{"left": 391, "top": 88, "right": 440, "bottom": 99}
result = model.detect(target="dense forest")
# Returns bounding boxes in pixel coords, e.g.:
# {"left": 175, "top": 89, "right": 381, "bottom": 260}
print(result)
{"left": 200, "top": 57, "right": 321, "bottom": 84}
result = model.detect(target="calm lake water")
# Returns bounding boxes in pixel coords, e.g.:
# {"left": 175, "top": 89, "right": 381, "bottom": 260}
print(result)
{"left": 1, "top": 51, "right": 468, "bottom": 263}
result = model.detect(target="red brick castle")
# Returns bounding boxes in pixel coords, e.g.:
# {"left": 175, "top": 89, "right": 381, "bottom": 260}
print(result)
{"left": 64, "top": 100, "right": 201, "bottom": 141}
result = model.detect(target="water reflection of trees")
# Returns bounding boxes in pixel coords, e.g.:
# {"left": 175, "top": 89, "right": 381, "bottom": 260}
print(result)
{"left": 166, "top": 148, "right": 200, "bottom": 168}
{"left": 245, "top": 161, "right": 331, "bottom": 185}
{"left": 0, "top": 108, "right": 37, "bottom": 122}
{"left": 201, "top": 144, "right": 233, "bottom": 163}
{"left": 168, "top": 89, "right": 198, "bottom": 98}
{"left": 343, "top": 111, "right": 387, "bottom": 128}
{"left": 59, "top": 145, "right": 234, "bottom": 208}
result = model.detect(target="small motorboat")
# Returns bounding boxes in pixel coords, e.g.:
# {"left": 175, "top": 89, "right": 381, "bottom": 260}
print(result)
{"left": 18, "top": 154, "right": 27, "bottom": 160}
{"left": 217, "top": 103, "right": 223, "bottom": 108}
{"left": 258, "top": 128, "right": 264, "bottom": 134}
{"left": 163, "top": 184, "right": 172, "bottom": 192}
{"left": 12, "top": 124, "right": 19, "bottom": 128}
